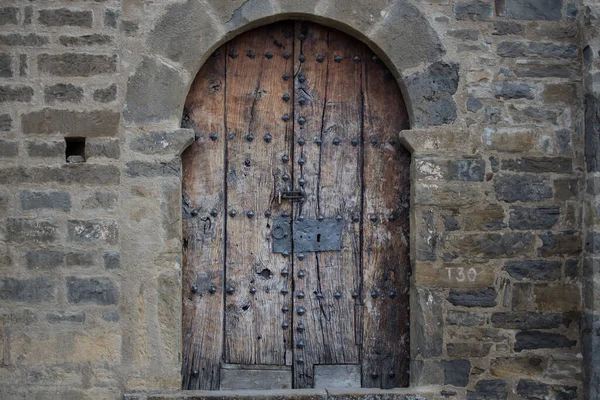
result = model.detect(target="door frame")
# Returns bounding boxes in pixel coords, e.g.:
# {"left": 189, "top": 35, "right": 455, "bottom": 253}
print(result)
{"left": 120, "top": 2, "right": 457, "bottom": 391}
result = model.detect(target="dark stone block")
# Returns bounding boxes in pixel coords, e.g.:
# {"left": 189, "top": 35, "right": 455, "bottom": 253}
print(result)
{"left": 44, "top": 83, "right": 83, "bottom": 103}
{"left": 0, "top": 277, "right": 55, "bottom": 302}
{"left": 20, "top": 190, "right": 71, "bottom": 211}
{"left": 22, "top": 109, "right": 120, "bottom": 137}
{"left": 414, "top": 288, "right": 443, "bottom": 357}
{"left": 498, "top": 41, "right": 578, "bottom": 58}
{"left": 512, "top": 282, "right": 533, "bottom": 311}
{"left": 447, "top": 287, "right": 497, "bottom": 307}
{"left": 82, "top": 191, "right": 118, "bottom": 210}
{"left": 447, "top": 310, "right": 485, "bottom": 326}
{"left": 102, "top": 311, "right": 120, "bottom": 322}
{"left": 515, "top": 331, "right": 577, "bottom": 351}
{"left": 46, "top": 311, "right": 85, "bottom": 324}
{"left": 494, "top": 174, "right": 552, "bottom": 203}
{"left": 515, "top": 64, "right": 580, "bottom": 79}
{"left": 555, "top": 129, "right": 572, "bottom": 154}
{"left": 585, "top": 94, "right": 600, "bottom": 173}
{"left": 448, "top": 29, "right": 479, "bottom": 41}
{"left": 585, "top": 231, "right": 600, "bottom": 254}
{"left": 491, "top": 312, "right": 563, "bottom": 329}
{"left": 416, "top": 210, "right": 436, "bottom": 261}
{"left": 122, "top": 20, "right": 139, "bottom": 35}
{"left": 66, "top": 277, "right": 119, "bottom": 305}
{"left": 493, "top": 20, "right": 525, "bottom": 35}
{"left": 0, "top": 53, "right": 11, "bottom": 78}
{"left": 403, "top": 62, "right": 459, "bottom": 127}
{"left": 538, "top": 231, "right": 581, "bottom": 257}
{"left": 0, "top": 85, "right": 33, "bottom": 102}
{"left": 103, "top": 252, "right": 120, "bottom": 270}
{"left": 27, "top": 165, "right": 120, "bottom": 185}
{"left": 0, "top": 34, "right": 49, "bottom": 47}
{"left": 27, "top": 141, "right": 66, "bottom": 158}
{"left": 453, "top": 1, "right": 493, "bottom": 20}
{"left": 67, "top": 220, "right": 118, "bottom": 245}
{"left": 490, "top": 157, "right": 499, "bottom": 173}
{"left": 0, "top": 309, "right": 37, "bottom": 325}
{"left": 18, "top": 54, "right": 26, "bottom": 77}
{"left": 496, "top": 0, "right": 563, "bottom": 21}
{"left": 581, "top": 312, "right": 600, "bottom": 400}
{"left": 125, "top": 160, "right": 181, "bottom": 178}
{"left": 25, "top": 250, "right": 64, "bottom": 270}
{"left": 466, "top": 97, "right": 482, "bottom": 112}
{"left": 467, "top": 379, "right": 507, "bottom": 400}
{"left": 566, "top": 3, "right": 578, "bottom": 20}
{"left": 0, "top": 7, "right": 19, "bottom": 25}
{"left": 508, "top": 207, "right": 560, "bottom": 230}
{"left": 59, "top": 34, "right": 112, "bottom": 47}
{"left": 494, "top": 82, "right": 534, "bottom": 100}
{"left": 93, "top": 84, "right": 117, "bottom": 103}
{"left": 449, "top": 159, "right": 485, "bottom": 181}
{"left": 554, "top": 178, "right": 579, "bottom": 201}
{"left": 23, "top": 6, "right": 32, "bottom": 24}
{"left": 442, "top": 360, "right": 471, "bottom": 387}
{"left": 86, "top": 139, "right": 120, "bottom": 159}
{"left": 38, "top": 8, "right": 92, "bottom": 27}
{"left": 38, "top": 53, "right": 117, "bottom": 77}
{"left": 447, "top": 232, "right": 534, "bottom": 258}
{"left": 501, "top": 157, "right": 572, "bottom": 173}
{"left": 104, "top": 9, "right": 119, "bottom": 28}
{"left": 0, "top": 140, "right": 17, "bottom": 157}
{"left": 443, "top": 215, "right": 460, "bottom": 232}
{"left": 6, "top": 218, "right": 58, "bottom": 243}
{"left": 503, "top": 260, "right": 561, "bottom": 280}
{"left": 65, "top": 251, "right": 97, "bottom": 268}
{"left": 564, "top": 259, "right": 578, "bottom": 278}
{"left": 517, "top": 380, "right": 578, "bottom": 399}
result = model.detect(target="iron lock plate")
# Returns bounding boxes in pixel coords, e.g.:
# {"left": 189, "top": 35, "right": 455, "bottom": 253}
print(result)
{"left": 272, "top": 217, "right": 343, "bottom": 253}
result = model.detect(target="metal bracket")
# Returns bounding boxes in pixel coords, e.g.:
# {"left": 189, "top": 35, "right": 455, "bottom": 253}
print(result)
{"left": 271, "top": 217, "right": 343, "bottom": 253}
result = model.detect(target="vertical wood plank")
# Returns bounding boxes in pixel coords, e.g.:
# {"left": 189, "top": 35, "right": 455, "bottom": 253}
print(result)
{"left": 361, "top": 53, "right": 411, "bottom": 388}
{"left": 292, "top": 22, "right": 362, "bottom": 388}
{"left": 224, "top": 22, "right": 295, "bottom": 366}
{"left": 181, "top": 50, "right": 226, "bottom": 390}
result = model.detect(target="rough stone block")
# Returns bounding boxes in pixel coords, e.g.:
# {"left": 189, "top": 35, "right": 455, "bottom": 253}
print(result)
{"left": 0, "top": 113, "right": 11, "bottom": 132}
{"left": 484, "top": 130, "right": 536, "bottom": 153}
{"left": 66, "top": 276, "right": 119, "bottom": 305}
{"left": 93, "top": 84, "right": 117, "bottom": 103}
{"left": 0, "top": 53, "right": 11, "bottom": 78}
{"left": 496, "top": 0, "right": 563, "bottom": 21}
{"left": 82, "top": 191, "right": 118, "bottom": 210}
{"left": 447, "top": 287, "right": 497, "bottom": 307}
{"left": 104, "top": 9, "right": 119, "bottom": 28}
{"left": 508, "top": 207, "right": 560, "bottom": 230}
{"left": 415, "top": 182, "right": 484, "bottom": 207}
{"left": 533, "top": 283, "right": 580, "bottom": 312}
{"left": 102, "top": 311, "right": 120, "bottom": 322}
{"left": 555, "top": 178, "right": 579, "bottom": 201}
{"left": 38, "top": 8, "right": 92, "bottom": 27}
{"left": 512, "top": 282, "right": 534, "bottom": 311}
{"left": 493, "top": 20, "right": 525, "bottom": 36}
{"left": 447, "top": 310, "right": 485, "bottom": 326}
{"left": 124, "top": 57, "right": 186, "bottom": 123}
{"left": 413, "top": 288, "right": 443, "bottom": 357}
{"left": 65, "top": 251, "right": 97, "bottom": 268}
{"left": 0, "top": 34, "right": 49, "bottom": 46}
{"left": 25, "top": 250, "right": 64, "bottom": 270}
{"left": 46, "top": 311, "right": 85, "bottom": 324}
{"left": 67, "top": 220, "right": 118, "bottom": 245}
{"left": 467, "top": 379, "right": 507, "bottom": 400}
{"left": 38, "top": 53, "right": 117, "bottom": 77}
{"left": 103, "top": 252, "right": 120, "bottom": 270}
{"left": 466, "top": 98, "right": 482, "bottom": 112}
{"left": 490, "top": 357, "right": 544, "bottom": 377}
{"left": 0, "top": 140, "right": 18, "bottom": 157}
{"left": 416, "top": 210, "right": 436, "bottom": 261}
{"left": 0, "top": 85, "right": 33, "bottom": 102}
{"left": 494, "top": 174, "right": 553, "bottom": 203}
{"left": 555, "top": 129, "right": 572, "bottom": 154}
{"left": 27, "top": 141, "right": 66, "bottom": 158}
{"left": 27, "top": 164, "right": 118, "bottom": 185}
{"left": 0, "top": 7, "right": 18, "bottom": 25}
{"left": 501, "top": 157, "right": 572, "bottom": 173}
{"left": 463, "top": 205, "right": 506, "bottom": 231}
{"left": 416, "top": 262, "right": 495, "bottom": 288}
{"left": 517, "top": 380, "right": 577, "bottom": 399}
{"left": 494, "top": 82, "right": 535, "bottom": 100}
{"left": 503, "top": 260, "right": 561, "bottom": 280}
{"left": 22, "top": 109, "right": 120, "bottom": 137}
{"left": 20, "top": 190, "right": 71, "bottom": 212}
{"left": 515, "top": 331, "right": 577, "bottom": 351}
{"left": 543, "top": 83, "right": 576, "bottom": 104}
{"left": 447, "top": 342, "right": 493, "bottom": 357}
{"left": 446, "top": 233, "right": 534, "bottom": 259}
{"left": 6, "top": 218, "right": 58, "bottom": 243}
{"left": 453, "top": 1, "right": 493, "bottom": 20}
{"left": 86, "top": 139, "right": 120, "bottom": 159}
{"left": 125, "top": 160, "right": 181, "bottom": 178}
{"left": 491, "top": 312, "right": 563, "bottom": 329}
{"left": 0, "top": 277, "right": 55, "bottom": 302}
{"left": 442, "top": 360, "right": 471, "bottom": 387}
{"left": 44, "top": 83, "right": 83, "bottom": 103}
{"left": 0, "top": 309, "right": 37, "bottom": 325}
{"left": 538, "top": 231, "right": 581, "bottom": 257}
{"left": 59, "top": 34, "right": 112, "bottom": 47}
{"left": 130, "top": 130, "right": 195, "bottom": 155}
{"left": 498, "top": 41, "right": 578, "bottom": 58}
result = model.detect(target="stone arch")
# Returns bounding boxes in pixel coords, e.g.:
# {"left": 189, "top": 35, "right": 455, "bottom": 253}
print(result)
{"left": 123, "top": 0, "right": 458, "bottom": 129}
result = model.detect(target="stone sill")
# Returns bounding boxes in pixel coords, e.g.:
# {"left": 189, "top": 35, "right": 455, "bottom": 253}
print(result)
{"left": 124, "top": 388, "right": 437, "bottom": 400}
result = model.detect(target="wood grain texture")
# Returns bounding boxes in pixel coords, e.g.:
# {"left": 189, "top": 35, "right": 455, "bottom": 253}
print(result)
{"left": 361, "top": 54, "right": 411, "bottom": 388}
{"left": 181, "top": 50, "right": 226, "bottom": 390}
{"left": 291, "top": 22, "right": 362, "bottom": 388}
{"left": 223, "top": 22, "right": 295, "bottom": 366}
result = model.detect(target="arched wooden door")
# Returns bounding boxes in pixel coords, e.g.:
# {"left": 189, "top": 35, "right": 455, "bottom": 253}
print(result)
{"left": 181, "top": 21, "right": 410, "bottom": 391}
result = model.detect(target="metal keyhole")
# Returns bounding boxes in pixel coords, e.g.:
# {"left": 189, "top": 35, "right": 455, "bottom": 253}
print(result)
{"left": 273, "top": 226, "right": 286, "bottom": 239}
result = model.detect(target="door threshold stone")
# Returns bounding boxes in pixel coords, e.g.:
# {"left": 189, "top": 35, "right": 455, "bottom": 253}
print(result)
{"left": 124, "top": 388, "right": 435, "bottom": 400}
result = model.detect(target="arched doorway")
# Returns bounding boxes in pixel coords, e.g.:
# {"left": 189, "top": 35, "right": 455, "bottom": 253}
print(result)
{"left": 181, "top": 21, "right": 410, "bottom": 391}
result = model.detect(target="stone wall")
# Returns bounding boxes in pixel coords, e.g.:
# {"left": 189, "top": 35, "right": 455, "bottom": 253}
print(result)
{"left": 0, "top": 0, "right": 595, "bottom": 399}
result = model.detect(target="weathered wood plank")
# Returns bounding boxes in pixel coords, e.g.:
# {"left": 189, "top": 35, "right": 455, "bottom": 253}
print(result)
{"left": 181, "top": 49, "right": 226, "bottom": 390}
{"left": 361, "top": 53, "right": 411, "bottom": 388}
{"left": 292, "top": 21, "right": 362, "bottom": 388}
{"left": 224, "top": 22, "right": 295, "bottom": 366}
{"left": 221, "top": 368, "right": 292, "bottom": 390}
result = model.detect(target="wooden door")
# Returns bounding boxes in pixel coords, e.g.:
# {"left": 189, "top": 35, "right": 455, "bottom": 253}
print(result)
{"left": 181, "top": 21, "right": 410, "bottom": 391}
